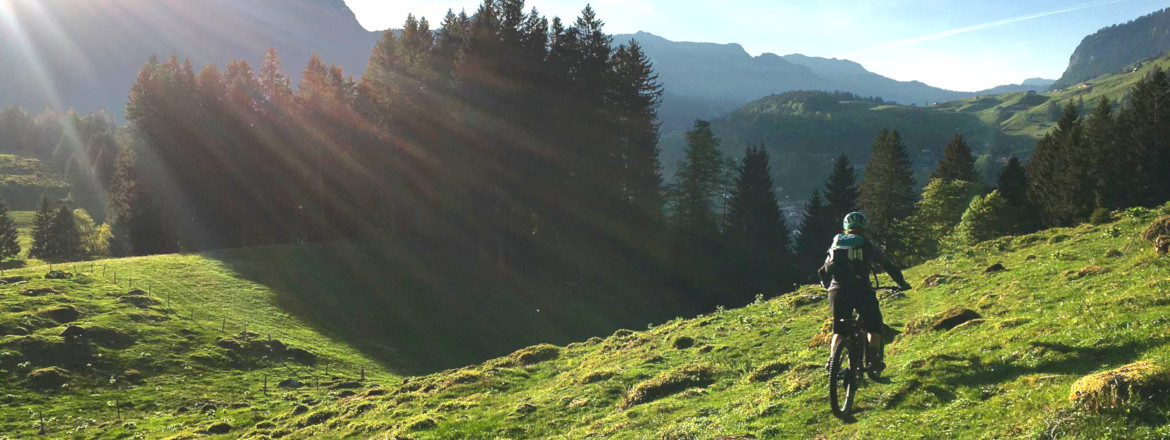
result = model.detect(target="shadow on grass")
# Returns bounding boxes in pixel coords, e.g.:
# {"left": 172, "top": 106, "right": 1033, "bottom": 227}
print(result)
{"left": 209, "top": 240, "right": 674, "bottom": 376}
{"left": 885, "top": 338, "right": 1161, "bottom": 410}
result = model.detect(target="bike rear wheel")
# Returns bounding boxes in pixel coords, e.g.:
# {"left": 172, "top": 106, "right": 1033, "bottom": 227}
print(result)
{"left": 828, "top": 338, "right": 857, "bottom": 418}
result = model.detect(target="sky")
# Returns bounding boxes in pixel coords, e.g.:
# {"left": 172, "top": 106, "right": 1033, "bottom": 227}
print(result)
{"left": 343, "top": 0, "right": 1168, "bottom": 92}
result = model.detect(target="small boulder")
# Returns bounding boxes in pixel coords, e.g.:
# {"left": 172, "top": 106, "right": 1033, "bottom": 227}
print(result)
{"left": 44, "top": 270, "right": 73, "bottom": 280}
{"left": 672, "top": 336, "right": 695, "bottom": 349}
{"left": 60, "top": 325, "right": 86, "bottom": 341}
{"left": 337, "top": 390, "right": 356, "bottom": 398}
{"left": 41, "top": 306, "right": 80, "bottom": 323}
{"left": 278, "top": 379, "right": 304, "bottom": 389}
{"left": 984, "top": 263, "right": 1007, "bottom": 274}
{"left": 285, "top": 347, "right": 317, "bottom": 365}
{"left": 1104, "top": 249, "right": 1124, "bottom": 258}
{"left": 27, "top": 366, "right": 70, "bottom": 390}
{"left": 205, "top": 422, "right": 232, "bottom": 434}
{"left": 1070, "top": 361, "right": 1170, "bottom": 412}
{"left": 932, "top": 308, "right": 982, "bottom": 331}
{"left": 1142, "top": 216, "right": 1170, "bottom": 243}
{"left": 0, "top": 276, "right": 29, "bottom": 284}
{"left": 20, "top": 287, "right": 58, "bottom": 296}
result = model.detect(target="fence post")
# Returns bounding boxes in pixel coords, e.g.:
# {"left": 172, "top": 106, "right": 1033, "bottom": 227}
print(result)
{"left": 222, "top": 318, "right": 226, "bottom": 332}
{"left": 361, "top": 365, "right": 366, "bottom": 381}
{"left": 263, "top": 375, "right": 268, "bottom": 396}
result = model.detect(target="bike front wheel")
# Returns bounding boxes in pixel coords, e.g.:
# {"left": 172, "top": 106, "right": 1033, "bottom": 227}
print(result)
{"left": 828, "top": 339, "right": 857, "bottom": 418}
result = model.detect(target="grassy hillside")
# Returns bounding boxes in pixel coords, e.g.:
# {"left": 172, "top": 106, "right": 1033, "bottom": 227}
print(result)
{"left": 233, "top": 203, "right": 1170, "bottom": 439}
{"left": 0, "top": 155, "right": 69, "bottom": 210}
{"left": 937, "top": 51, "right": 1170, "bottom": 140}
{"left": 0, "top": 243, "right": 677, "bottom": 437}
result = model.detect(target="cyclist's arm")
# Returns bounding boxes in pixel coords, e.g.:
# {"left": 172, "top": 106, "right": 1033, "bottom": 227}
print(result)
{"left": 817, "top": 252, "right": 832, "bottom": 288}
{"left": 868, "top": 241, "right": 912, "bottom": 289}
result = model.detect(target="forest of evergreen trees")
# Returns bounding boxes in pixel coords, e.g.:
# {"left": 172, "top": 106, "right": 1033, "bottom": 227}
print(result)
{"left": 5, "top": 1, "right": 1170, "bottom": 318}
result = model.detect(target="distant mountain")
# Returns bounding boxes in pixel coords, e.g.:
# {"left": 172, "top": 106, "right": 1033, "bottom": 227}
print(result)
{"left": 614, "top": 32, "right": 1048, "bottom": 130}
{"left": 976, "top": 78, "right": 1056, "bottom": 95}
{"left": 0, "top": 0, "right": 380, "bottom": 117}
{"left": 1054, "top": 7, "right": 1170, "bottom": 89}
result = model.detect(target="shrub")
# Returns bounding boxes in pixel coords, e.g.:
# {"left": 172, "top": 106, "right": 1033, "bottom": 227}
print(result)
{"left": 1142, "top": 216, "right": 1170, "bottom": 243}
{"left": 27, "top": 366, "right": 70, "bottom": 390}
{"left": 509, "top": 344, "right": 560, "bottom": 366}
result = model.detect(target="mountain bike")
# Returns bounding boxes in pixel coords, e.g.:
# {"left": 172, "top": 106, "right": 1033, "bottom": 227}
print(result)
{"left": 827, "top": 286, "right": 903, "bottom": 418}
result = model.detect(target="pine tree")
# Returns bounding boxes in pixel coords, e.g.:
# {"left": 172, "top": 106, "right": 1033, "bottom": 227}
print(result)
{"left": 1116, "top": 67, "right": 1170, "bottom": 207}
{"left": 910, "top": 178, "right": 982, "bottom": 258}
{"left": 794, "top": 190, "right": 836, "bottom": 283}
{"left": 29, "top": 196, "right": 53, "bottom": 259}
{"left": 859, "top": 129, "right": 917, "bottom": 262}
{"left": 724, "top": 146, "right": 794, "bottom": 305}
{"left": 996, "top": 155, "right": 1042, "bottom": 234}
{"left": 1083, "top": 97, "right": 1125, "bottom": 211}
{"left": 954, "top": 191, "right": 1011, "bottom": 246}
{"left": 672, "top": 120, "right": 726, "bottom": 309}
{"left": 1026, "top": 102, "right": 1093, "bottom": 227}
{"left": 823, "top": 154, "right": 859, "bottom": 223}
{"left": 930, "top": 134, "right": 981, "bottom": 183}
{"left": 0, "top": 198, "right": 20, "bottom": 262}
{"left": 49, "top": 206, "right": 82, "bottom": 260}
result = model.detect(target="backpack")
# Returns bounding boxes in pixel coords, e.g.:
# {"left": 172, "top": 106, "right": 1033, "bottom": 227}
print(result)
{"left": 827, "top": 234, "right": 871, "bottom": 284}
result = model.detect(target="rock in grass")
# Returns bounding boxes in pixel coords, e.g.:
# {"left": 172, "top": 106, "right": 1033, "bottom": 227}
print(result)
{"left": 747, "top": 361, "right": 790, "bottom": 383}
{"left": 1157, "top": 236, "right": 1170, "bottom": 256}
{"left": 20, "top": 287, "right": 58, "bottom": 296}
{"left": 1104, "top": 249, "right": 1124, "bottom": 258}
{"left": 41, "top": 305, "right": 80, "bottom": 323}
{"left": 509, "top": 344, "right": 560, "bottom": 366}
{"left": 44, "top": 270, "right": 73, "bottom": 280}
{"left": 922, "top": 274, "right": 953, "bottom": 287}
{"left": 622, "top": 364, "right": 716, "bottom": 408}
{"left": 984, "top": 263, "right": 1006, "bottom": 274}
{"left": 672, "top": 336, "right": 695, "bottom": 349}
{"left": 1142, "top": 216, "right": 1170, "bottom": 242}
{"left": 60, "top": 325, "right": 86, "bottom": 341}
{"left": 1070, "top": 361, "right": 1170, "bottom": 412}
{"left": 27, "top": 366, "right": 70, "bottom": 390}
{"left": 278, "top": 379, "right": 304, "bottom": 389}
{"left": 514, "top": 402, "right": 537, "bottom": 414}
{"left": 204, "top": 422, "right": 232, "bottom": 434}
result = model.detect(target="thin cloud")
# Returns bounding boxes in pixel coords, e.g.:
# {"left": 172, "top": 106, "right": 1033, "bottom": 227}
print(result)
{"left": 837, "top": 0, "right": 1130, "bottom": 58}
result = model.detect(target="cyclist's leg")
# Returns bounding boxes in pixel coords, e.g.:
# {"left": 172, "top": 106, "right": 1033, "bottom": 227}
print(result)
{"left": 827, "top": 286, "right": 852, "bottom": 369}
{"left": 857, "top": 289, "right": 885, "bottom": 368}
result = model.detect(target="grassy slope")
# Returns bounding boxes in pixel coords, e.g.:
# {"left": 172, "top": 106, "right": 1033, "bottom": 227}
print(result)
{"left": 244, "top": 204, "right": 1170, "bottom": 439}
{"left": 935, "top": 52, "right": 1170, "bottom": 142}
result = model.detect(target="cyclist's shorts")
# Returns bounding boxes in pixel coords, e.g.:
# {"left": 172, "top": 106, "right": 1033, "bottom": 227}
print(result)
{"left": 828, "top": 286, "right": 883, "bottom": 335}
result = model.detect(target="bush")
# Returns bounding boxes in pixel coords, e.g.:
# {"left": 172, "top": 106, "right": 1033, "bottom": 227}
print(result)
{"left": 27, "top": 366, "right": 70, "bottom": 390}
{"left": 1142, "top": 216, "right": 1170, "bottom": 243}
{"left": 509, "top": 344, "right": 560, "bottom": 366}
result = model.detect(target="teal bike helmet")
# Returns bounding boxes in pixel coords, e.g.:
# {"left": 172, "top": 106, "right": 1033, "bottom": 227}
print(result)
{"left": 843, "top": 211, "right": 868, "bottom": 231}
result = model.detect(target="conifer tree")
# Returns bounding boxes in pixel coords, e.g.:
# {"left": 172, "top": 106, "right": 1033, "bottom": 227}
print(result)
{"left": 29, "top": 196, "right": 53, "bottom": 259}
{"left": 725, "top": 146, "right": 794, "bottom": 304}
{"left": 910, "top": 178, "right": 982, "bottom": 258}
{"left": 823, "top": 154, "right": 859, "bottom": 223}
{"left": 996, "top": 155, "right": 1042, "bottom": 234}
{"left": 1116, "top": 67, "right": 1170, "bottom": 207}
{"left": 860, "top": 129, "right": 917, "bottom": 261}
{"left": 794, "top": 190, "right": 836, "bottom": 283}
{"left": 954, "top": 190, "right": 1011, "bottom": 246}
{"left": 0, "top": 198, "right": 20, "bottom": 262}
{"left": 930, "top": 134, "right": 981, "bottom": 183}
{"left": 672, "top": 120, "right": 726, "bottom": 309}
{"left": 1027, "top": 102, "right": 1092, "bottom": 227}
{"left": 1083, "top": 97, "right": 1125, "bottom": 211}
{"left": 49, "top": 206, "right": 82, "bottom": 260}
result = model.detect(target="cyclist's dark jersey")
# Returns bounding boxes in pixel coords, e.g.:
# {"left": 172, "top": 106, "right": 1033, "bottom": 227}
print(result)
{"left": 817, "top": 234, "right": 909, "bottom": 334}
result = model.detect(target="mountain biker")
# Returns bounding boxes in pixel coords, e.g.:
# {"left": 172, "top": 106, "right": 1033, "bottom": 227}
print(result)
{"left": 818, "top": 211, "right": 913, "bottom": 372}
